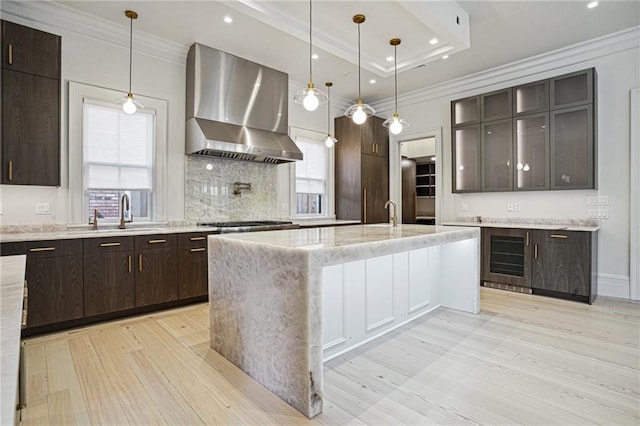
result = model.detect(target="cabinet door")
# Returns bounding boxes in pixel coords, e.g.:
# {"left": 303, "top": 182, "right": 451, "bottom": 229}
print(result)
{"left": 452, "top": 125, "right": 481, "bottom": 192}
{"left": 514, "top": 79, "right": 549, "bottom": 115}
{"left": 451, "top": 96, "right": 480, "bottom": 126}
{"left": 482, "top": 228, "right": 532, "bottom": 287}
{"left": 481, "top": 89, "right": 512, "bottom": 121}
{"left": 514, "top": 113, "right": 549, "bottom": 190}
{"left": 178, "top": 233, "right": 209, "bottom": 299}
{"left": 83, "top": 237, "right": 135, "bottom": 316}
{"left": 22, "top": 240, "right": 83, "bottom": 328}
{"left": 550, "top": 105, "right": 594, "bottom": 189}
{"left": 135, "top": 235, "right": 178, "bottom": 307}
{"left": 550, "top": 69, "right": 593, "bottom": 110}
{"left": 2, "top": 69, "right": 60, "bottom": 185}
{"left": 531, "top": 231, "right": 590, "bottom": 297}
{"left": 482, "top": 119, "right": 513, "bottom": 191}
{"left": 362, "top": 154, "right": 389, "bottom": 224}
{"left": 371, "top": 116, "right": 389, "bottom": 158}
{"left": 334, "top": 116, "right": 363, "bottom": 220}
{"left": 2, "top": 20, "right": 60, "bottom": 78}
{"left": 401, "top": 157, "right": 416, "bottom": 224}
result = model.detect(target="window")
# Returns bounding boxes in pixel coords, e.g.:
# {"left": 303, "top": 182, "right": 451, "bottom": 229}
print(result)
{"left": 294, "top": 137, "right": 328, "bottom": 216}
{"left": 83, "top": 101, "right": 154, "bottom": 221}
{"left": 69, "top": 82, "right": 168, "bottom": 225}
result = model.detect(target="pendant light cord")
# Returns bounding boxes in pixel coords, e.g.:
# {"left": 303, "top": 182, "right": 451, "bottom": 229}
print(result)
{"left": 309, "top": 0, "right": 313, "bottom": 83}
{"left": 357, "top": 22, "right": 361, "bottom": 100}
{"left": 327, "top": 85, "right": 331, "bottom": 132}
{"left": 128, "top": 15, "right": 133, "bottom": 95}
{"left": 394, "top": 44, "right": 398, "bottom": 113}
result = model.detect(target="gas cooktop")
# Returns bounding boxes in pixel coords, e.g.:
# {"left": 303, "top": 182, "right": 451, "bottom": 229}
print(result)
{"left": 197, "top": 220, "right": 298, "bottom": 233}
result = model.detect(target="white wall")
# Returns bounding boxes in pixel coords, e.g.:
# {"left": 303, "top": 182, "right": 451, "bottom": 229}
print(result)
{"left": 376, "top": 28, "right": 640, "bottom": 298}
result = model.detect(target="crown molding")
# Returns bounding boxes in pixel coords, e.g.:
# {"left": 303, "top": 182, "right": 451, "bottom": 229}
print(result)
{"left": 372, "top": 25, "right": 640, "bottom": 113}
{"left": 0, "top": 1, "right": 187, "bottom": 65}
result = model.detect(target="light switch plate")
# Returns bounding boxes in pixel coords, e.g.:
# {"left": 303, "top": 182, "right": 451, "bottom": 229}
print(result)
{"left": 36, "top": 202, "right": 51, "bottom": 215}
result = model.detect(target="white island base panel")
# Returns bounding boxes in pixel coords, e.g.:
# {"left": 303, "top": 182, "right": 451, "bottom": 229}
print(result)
{"left": 208, "top": 225, "right": 480, "bottom": 419}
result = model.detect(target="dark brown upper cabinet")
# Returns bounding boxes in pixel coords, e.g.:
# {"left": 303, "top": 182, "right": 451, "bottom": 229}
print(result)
{"left": 514, "top": 79, "right": 549, "bottom": 116}
{"left": 1, "top": 20, "right": 61, "bottom": 186}
{"left": 481, "top": 89, "right": 512, "bottom": 122}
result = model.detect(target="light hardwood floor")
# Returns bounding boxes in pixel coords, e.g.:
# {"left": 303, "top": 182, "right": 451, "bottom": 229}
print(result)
{"left": 20, "top": 288, "right": 639, "bottom": 425}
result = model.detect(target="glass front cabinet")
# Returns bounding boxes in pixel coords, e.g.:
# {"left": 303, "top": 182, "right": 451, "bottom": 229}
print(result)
{"left": 451, "top": 68, "right": 596, "bottom": 193}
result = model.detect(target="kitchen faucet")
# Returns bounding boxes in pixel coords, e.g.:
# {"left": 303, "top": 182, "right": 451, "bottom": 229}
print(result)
{"left": 384, "top": 200, "right": 398, "bottom": 227}
{"left": 119, "top": 193, "right": 133, "bottom": 229}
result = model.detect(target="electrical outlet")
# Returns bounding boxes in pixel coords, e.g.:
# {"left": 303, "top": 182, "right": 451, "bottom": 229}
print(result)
{"left": 507, "top": 203, "right": 514, "bottom": 212}
{"left": 36, "top": 202, "right": 51, "bottom": 215}
{"left": 461, "top": 202, "right": 469, "bottom": 212}
{"left": 514, "top": 202, "right": 521, "bottom": 211}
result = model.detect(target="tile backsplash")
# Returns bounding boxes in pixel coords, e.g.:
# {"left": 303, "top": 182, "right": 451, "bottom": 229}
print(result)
{"left": 184, "top": 156, "right": 280, "bottom": 223}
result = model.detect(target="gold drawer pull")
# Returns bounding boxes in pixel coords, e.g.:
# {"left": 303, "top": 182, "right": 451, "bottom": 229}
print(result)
{"left": 525, "top": 231, "right": 530, "bottom": 246}
{"left": 534, "top": 244, "right": 538, "bottom": 259}
{"left": 138, "top": 254, "right": 143, "bottom": 271}
{"left": 190, "top": 247, "right": 206, "bottom": 253}
{"left": 128, "top": 255, "right": 132, "bottom": 273}
{"left": 190, "top": 236, "right": 206, "bottom": 241}
{"left": 550, "top": 234, "right": 568, "bottom": 239}
{"left": 8, "top": 44, "right": 13, "bottom": 65}
{"left": 100, "top": 242, "right": 121, "bottom": 247}
{"left": 21, "top": 310, "right": 27, "bottom": 328}
{"left": 8, "top": 160, "right": 13, "bottom": 182}
{"left": 148, "top": 239, "right": 166, "bottom": 244}
{"left": 29, "top": 247, "right": 56, "bottom": 252}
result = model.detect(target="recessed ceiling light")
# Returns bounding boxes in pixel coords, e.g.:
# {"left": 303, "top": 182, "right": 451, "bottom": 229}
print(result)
{"left": 386, "top": 56, "right": 394, "bottom": 62}
{"left": 587, "top": 1, "right": 598, "bottom": 8}
{"left": 312, "top": 53, "right": 319, "bottom": 60}
{"left": 442, "top": 55, "right": 449, "bottom": 59}
{"left": 429, "top": 38, "right": 438, "bottom": 45}
{"left": 223, "top": 16, "right": 233, "bottom": 23}
{"left": 369, "top": 79, "right": 376, "bottom": 84}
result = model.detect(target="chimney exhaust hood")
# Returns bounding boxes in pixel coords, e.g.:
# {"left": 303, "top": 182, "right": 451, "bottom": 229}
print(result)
{"left": 186, "top": 43, "right": 302, "bottom": 164}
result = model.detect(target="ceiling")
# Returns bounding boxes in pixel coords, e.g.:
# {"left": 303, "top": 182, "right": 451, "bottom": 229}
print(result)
{"left": 55, "top": 1, "right": 640, "bottom": 103}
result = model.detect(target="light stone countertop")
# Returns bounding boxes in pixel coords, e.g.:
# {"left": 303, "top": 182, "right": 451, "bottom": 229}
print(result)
{"left": 1, "top": 255, "right": 27, "bottom": 426}
{"left": 294, "top": 219, "right": 360, "bottom": 228}
{"left": 442, "top": 221, "right": 600, "bottom": 232}
{"left": 210, "top": 224, "right": 480, "bottom": 266}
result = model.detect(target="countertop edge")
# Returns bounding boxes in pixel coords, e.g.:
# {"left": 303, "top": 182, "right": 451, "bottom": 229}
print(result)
{"left": 441, "top": 222, "right": 600, "bottom": 232}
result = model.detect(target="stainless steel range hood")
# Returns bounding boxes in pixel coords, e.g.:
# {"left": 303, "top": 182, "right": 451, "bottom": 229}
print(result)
{"left": 186, "top": 43, "right": 302, "bottom": 164}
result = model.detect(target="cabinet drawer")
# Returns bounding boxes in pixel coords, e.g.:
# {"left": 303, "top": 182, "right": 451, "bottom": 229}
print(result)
{"left": 177, "top": 232, "right": 211, "bottom": 248}
{"left": 2, "top": 239, "right": 82, "bottom": 258}
{"left": 135, "top": 234, "right": 177, "bottom": 249}
{"left": 83, "top": 236, "right": 134, "bottom": 254}
{"left": 534, "top": 230, "right": 588, "bottom": 245}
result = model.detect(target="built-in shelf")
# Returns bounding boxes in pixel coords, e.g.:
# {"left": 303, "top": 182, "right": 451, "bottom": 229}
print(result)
{"left": 416, "top": 162, "right": 436, "bottom": 198}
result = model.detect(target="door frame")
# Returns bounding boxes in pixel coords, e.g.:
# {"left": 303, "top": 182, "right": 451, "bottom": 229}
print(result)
{"left": 389, "top": 127, "right": 443, "bottom": 225}
{"left": 630, "top": 88, "right": 640, "bottom": 300}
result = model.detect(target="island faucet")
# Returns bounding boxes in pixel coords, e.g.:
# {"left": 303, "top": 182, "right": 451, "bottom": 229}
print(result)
{"left": 384, "top": 200, "right": 398, "bottom": 227}
{"left": 119, "top": 193, "right": 133, "bottom": 229}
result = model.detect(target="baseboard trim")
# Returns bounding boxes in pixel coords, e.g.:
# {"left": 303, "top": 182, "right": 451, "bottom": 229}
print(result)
{"left": 597, "top": 274, "right": 630, "bottom": 299}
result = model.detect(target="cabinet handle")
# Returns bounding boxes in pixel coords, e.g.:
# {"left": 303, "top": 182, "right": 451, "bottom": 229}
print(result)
{"left": 526, "top": 231, "right": 530, "bottom": 246}
{"left": 21, "top": 281, "right": 28, "bottom": 328}
{"left": 128, "top": 255, "right": 132, "bottom": 273}
{"left": 550, "top": 234, "right": 568, "bottom": 239}
{"left": 534, "top": 244, "right": 538, "bottom": 259}
{"left": 138, "top": 254, "right": 143, "bottom": 272}
{"left": 363, "top": 188, "right": 367, "bottom": 224}
{"left": 29, "top": 247, "right": 55, "bottom": 252}
{"left": 8, "top": 160, "right": 13, "bottom": 182}
{"left": 100, "top": 242, "right": 121, "bottom": 247}
{"left": 190, "top": 247, "right": 206, "bottom": 253}
{"left": 190, "top": 236, "right": 206, "bottom": 241}
{"left": 8, "top": 44, "right": 12, "bottom": 65}
{"left": 148, "top": 239, "right": 166, "bottom": 244}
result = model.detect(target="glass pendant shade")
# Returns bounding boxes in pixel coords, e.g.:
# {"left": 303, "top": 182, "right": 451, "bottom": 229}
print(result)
{"left": 116, "top": 10, "right": 143, "bottom": 114}
{"left": 324, "top": 135, "right": 338, "bottom": 148}
{"left": 294, "top": 0, "right": 327, "bottom": 112}
{"left": 344, "top": 14, "right": 375, "bottom": 125}
{"left": 382, "top": 38, "right": 409, "bottom": 134}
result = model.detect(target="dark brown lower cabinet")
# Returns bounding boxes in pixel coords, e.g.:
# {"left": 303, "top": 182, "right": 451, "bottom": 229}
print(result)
{"left": 178, "top": 233, "right": 209, "bottom": 299}
{"left": 135, "top": 234, "right": 178, "bottom": 307}
{"left": 1, "top": 240, "right": 83, "bottom": 328}
{"left": 531, "top": 230, "right": 597, "bottom": 303}
{"left": 83, "top": 237, "right": 135, "bottom": 316}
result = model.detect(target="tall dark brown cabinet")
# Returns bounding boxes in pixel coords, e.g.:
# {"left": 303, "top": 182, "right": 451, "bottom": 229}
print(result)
{"left": 1, "top": 20, "right": 61, "bottom": 186}
{"left": 335, "top": 116, "right": 389, "bottom": 224}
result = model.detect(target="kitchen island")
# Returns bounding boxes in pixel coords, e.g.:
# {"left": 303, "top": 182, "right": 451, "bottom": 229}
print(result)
{"left": 207, "top": 224, "right": 480, "bottom": 418}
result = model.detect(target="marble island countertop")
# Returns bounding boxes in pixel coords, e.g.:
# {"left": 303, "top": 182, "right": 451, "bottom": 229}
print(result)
{"left": 211, "top": 224, "right": 479, "bottom": 265}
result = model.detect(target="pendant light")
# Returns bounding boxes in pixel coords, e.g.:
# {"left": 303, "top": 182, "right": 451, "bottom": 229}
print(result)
{"left": 324, "top": 82, "right": 338, "bottom": 148}
{"left": 116, "top": 10, "right": 143, "bottom": 114}
{"left": 382, "top": 38, "right": 409, "bottom": 135}
{"left": 344, "top": 14, "right": 375, "bottom": 125}
{"left": 293, "top": 0, "right": 327, "bottom": 112}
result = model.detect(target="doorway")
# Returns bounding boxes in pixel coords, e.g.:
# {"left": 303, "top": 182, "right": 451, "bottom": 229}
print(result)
{"left": 400, "top": 137, "right": 436, "bottom": 224}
